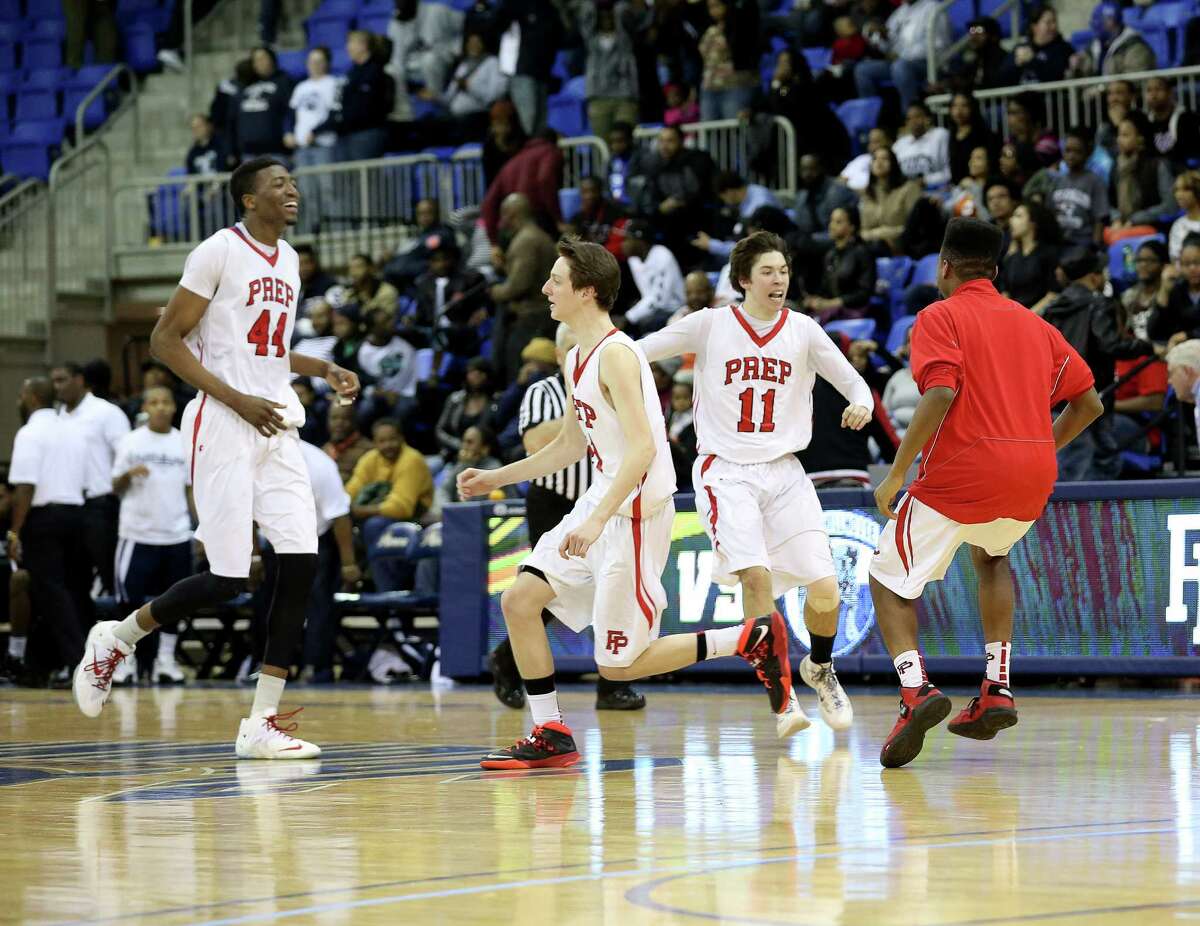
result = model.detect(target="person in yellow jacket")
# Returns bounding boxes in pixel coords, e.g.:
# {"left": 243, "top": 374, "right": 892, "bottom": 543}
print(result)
{"left": 345, "top": 418, "right": 433, "bottom": 525}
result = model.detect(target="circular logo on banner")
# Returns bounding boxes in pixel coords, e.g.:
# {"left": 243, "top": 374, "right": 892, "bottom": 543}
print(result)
{"left": 782, "top": 509, "right": 881, "bottom": 658}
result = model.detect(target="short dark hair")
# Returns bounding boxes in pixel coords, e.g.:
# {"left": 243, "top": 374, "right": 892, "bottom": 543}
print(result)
{"left": 941, "top": 217, "right": 1003, "bottom": 281}
{"left": 729, "top": 231, "right": 790, "bottom": 296}
{"left": 1181, "top": 233, "right": 1200, "bottom": 255}
{"left": 716, "top": 170, "right": 747, "bottom": 193}
{"left": 610, "top": 121, "right": 634, "bottom": 137}
{"left": 907, "top": 100, "right": 933, "bottom": 118}
{"left": 984, "top": 178, "right": 1019, "bottom": 202}
{"left": 295, "top": 243, "right": 317, "bottom": 260}
{"left": 1065, "top": 125, "right": 1094, "bottom": 148}
{"left": 312, "top": 45, "right": 331, "bottom": 64}
{"left": 1058, "top": 246, "right": 1103, "bottom": 281}
{"left": 833, "top": 204, "right": 861, "bottom": 233}
{"left": 372, "top": 417, "right": 403, "bottom": 436}
{"left": 1137, "top": 239, "right": 1169, "bottom": 264}
{"left": 50, "top": 360, "right": 83, "bottom": 378}
{"left": 557, "top": 236, "right": 621, "bottom": 310}
{"left": 351, "top": 252, "right": 374, "bottom": 266}
{"left": 229, "top": 157, "right": 285, "bottom": 216}
{"left": 467, "top": 423, "right": 497, "bottom": 451}
{"left": 24, "top": 377, "right": 55, "bottom": 408}
{"left": 83, "top": 358, "right": 112, "bottom": 394}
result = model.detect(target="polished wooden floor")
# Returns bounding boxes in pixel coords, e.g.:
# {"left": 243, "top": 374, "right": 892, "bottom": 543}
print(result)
{"left": 1, "top": 682, "right": 1198, "bottom": 925}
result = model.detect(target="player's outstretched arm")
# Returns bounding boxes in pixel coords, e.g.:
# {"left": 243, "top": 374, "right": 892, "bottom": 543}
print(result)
{"left": 1052, "top": 387, "right": 1103, "bottom": 450}
{"left": 874, "top": 386, "right": 956, "bottom": 519}
{"left": 806, "top": 319, "right": 875, "bottom": 429}
{"left": 636, "top": 309, "right": 708, "bottom": 363}
{"left": 558, "top": 345, "right": 655, "bottom": 558}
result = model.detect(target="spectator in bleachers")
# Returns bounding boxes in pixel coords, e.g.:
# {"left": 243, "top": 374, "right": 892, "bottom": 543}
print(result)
{"left": 348, "top": 253, "right": 401, "bottom": 322}
{"left": 881, "top": 327, "right": 919, "bottom": 437}
{"left": 893, "top": 101, "right": 951, "bottom": 189}
{"left": 794, "top": 152, "right": 857, "bottom": 242}
{"left": 335, "top": 31, "right": 395, "bottom": 164}
{"left": 947, "top": 92, "right": 997, "bottom": 186}
{"left": 210, "top": 58, "right": 257, "bottom": 168}
{"left": 64, "top": 0, "right": 117, "bottom": 70}
{"left": 1044, "top": 247, "right": 1157, "bottom": 479}
{"left": 1109, "top": 112, "right": 1175, "bottom": 237}
{"left": 293, "top": 302, "right": 338, "bottom": 384}
{"left": 570, "top": 0, "right": 645, "bottom": 140}
{"left": 1145, "top": 76, "right": 1200, "bottom": 175}
{"left": 941, "top": 17, "right": 1005, "bottom": 93}
{"left": 566, "top": 176, "right": 627, "bottom": 257}
{"left": 604, "top": 121, "right": 638, "bottom": 204}
{"left": 622, "top": 219, "right": 687, "bottom": 330}
{"left": 292, "top": 378, "right": 331, "bottom": 448}
{"left": 331, "top": 301, "right": 365, "bottom": 374}
{"left": 346, "top": 417, "right": 433, "bottom": 526}
{"left": 804, "top": 205, "right": 876, "bottom": 323}
{"left": 853, "top": 0, "right": 947, "bottom": 111}
{"left": 632, "top": 124, "right": 716, "bottom": 257}
{"left": 482, "top": 100, "right": 528, "bottom": 187}
{"left": 984, "top": 178, "right": 1018, "bottom": 247}
{"left": 1005, "top": 92, "right": 1054, "bottom": 152}
{"left": 944, "top": 146, "right": 992, "bottom": 219}
{"left": 487, "top": 192, "right": 558, "bottom": 383}
{"left": 297, "top": 245, "right": 340, "bottom": 315}
{"left": 388, "top": 0, "right": 465, "bottom": 96}
{"left": 666, "top": 372, "right": 696, "bottom": 490}
{"left": 1171, "top": 172, "right": 1200, "bottom": 262}
{"left": 432, "top": 32, "right": 508, "bottom": 145}
{"left": 231, "top": 47, "right": 294, "bottom": 163}
{"left": 840, "top": 126, "right": 893, "bottom": 193}
{"left": 493, "top": 0, "right": 565, "bottom": 135}
{"left": 436, "top": 357, "right": 496, "bottom": 461}
{"left": 1001, "top": 202, "right": 1061, "bottom": 314}
{"left": 1166, "top": 340, "right": 1200, "bottom": 426}
{"left": 383, "top": 199, "right": 458, "bottom": 292}
{"left": 670, "top": 270, "right": 715, "bottom": 326}
{"left": 767, "top": 51, "right": 852, "bottom": 174}
{"left": 482, "top": 131, "right": 565, "bottom": 243}
{"left": 1122, "top": 239, "right": 1168, "bottom": 339}
{"left": 1097, "top": 79, "right": 1137, "bottom": 158}
{"left": 1049, "top": 126, "right": 1109, "bottom": 247}
{"left": 186, "top": 114, "right": 227, "bottom": 178}
{"left": 1150, "top": 236, "right": 1200, "bottom": 347}
{"left": 997, "top": 140, "right": 1040, "bottom": 192}
{"left": 288, "top": 48, "right": 342, "bottom": 234}
{"left": 410, "top": 238, "right": 490, "bottom": 352}
{"left": 357, "top": 307, "right": 419, "bottom": 423}
{"left": 859, "top": 147, "right": 922, "bottom": 255}
{"left": 691, "top": 171, "right": 776, "bottom": 262}
{"left": 1071, "top": 2, "right": 1156, "bottom": 79}
{"left": 663, "top": 83, "right": 699, "bottom": 128}
{"left": 697, "top": 0, "right": 760, "bottom": 121}
{"left": 324, "top": 402, "right": 375, "bottom": 483}
{"left": 433, "top": 424, "right": 505, "bottom": 513}
{"left": 996, "top": 5, "right": 1073, "bottom": 86}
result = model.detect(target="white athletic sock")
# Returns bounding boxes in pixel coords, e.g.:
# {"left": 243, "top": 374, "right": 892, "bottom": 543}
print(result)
{"left": 250, "top": 673, "right": 287, "bottom": 718}
{"left": 112, "top": 611, "right": 152, "bottom": 648}
{"left": 894, "top": 650, "right": 928, "bottom": 688}
{"left": 985, "top": 641, "right": 1010, "bottom": 685}
{"left": 158, "top": 632, "right": 178, "bottom": 662}
{"left": 8, "top": 636, "right": 26, "bottom": 660}
{"left": 528, "top": 690, "right": 563, "bottom": 726}
{"left": 702, "top": 625, "right": 744, "bottom": 659}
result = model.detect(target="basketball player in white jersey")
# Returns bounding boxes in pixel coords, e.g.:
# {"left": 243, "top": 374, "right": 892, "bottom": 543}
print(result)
{"left": 459, "top": 238, "right": 806, "bottom": 769}
{"left": 639, "top": 231, "right": 873, "bottom": 733}
{"left": 70, "top": 158, "right": 360, "bottom": 758}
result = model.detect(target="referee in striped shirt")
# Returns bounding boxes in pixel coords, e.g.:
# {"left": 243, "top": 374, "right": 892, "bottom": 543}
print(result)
{"left": 487, "top": 324, "right": 647, "bottom": 711}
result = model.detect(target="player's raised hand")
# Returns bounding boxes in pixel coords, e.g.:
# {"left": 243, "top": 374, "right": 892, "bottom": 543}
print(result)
{"left": 325, "top": 364, "right": 360, "bottom": 402}
{"left": 841, "top": 404, "right": 872, "bottom": 430}
{"left": 233, "top": 394, "right": 288, "bottom": 437}
{"left": 457, "top": 467, "right": 501, "bottom": 499}
{"left": 559, "top": 517, "right": 603, "bottom": 560}
{"left": 874, "top": 470, "right": 904, "bottom": 520}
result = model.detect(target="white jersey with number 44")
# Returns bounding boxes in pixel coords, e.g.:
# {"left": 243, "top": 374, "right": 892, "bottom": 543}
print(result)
{"left": 178, "top": 222, "right": 305, "bottom": 426}
{"left": 639, "top": 305, "right": 874, "bottom": 465}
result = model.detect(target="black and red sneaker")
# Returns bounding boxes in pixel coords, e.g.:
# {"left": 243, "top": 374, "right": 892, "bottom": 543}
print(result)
{"left": 948, "top": 681, "right": 1018, "bottom": 740}
{"left": 735, "top": 612, "right": 794, "bottom": 714}
{"left": 879, "top": 683, "right": 952, "bottom": 769}
{"left": 480, "top": 721, "right": 582, "bottom": 770}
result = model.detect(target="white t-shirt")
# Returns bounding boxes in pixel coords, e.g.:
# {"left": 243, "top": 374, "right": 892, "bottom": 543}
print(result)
{"left": 9, "top": 408, "right": 87, "bottom": 507}
{"left": 357, "top": 336, "right": 418, "bottom": 398}
{"left": 112, "top": 426, "right": 192, "bottom": 545}
{"left": 627, "top": 244, "right": 686, "bottom": 324}
{"left": 179, "top": 223, "right": 305, "bottom": 426}
{"left": 893, "top": 127, "right": 951, "bottom": 188}
{"left": 300, "top": 439, "right": 350, "bottom": 536}
{"left": 840, "top": 152, "right": 872, "bottom": 193}
{"left": 59, "top": 391, "right": 131, "bottom": 498}
{"left": 639, "top": 305, "right": 873, "bottom": 464}
{"left": 1170, "top": 215, "right": 1200, "bottom": 261}
{"left": 290, "top": 74, "right": 341, "bottom": 148}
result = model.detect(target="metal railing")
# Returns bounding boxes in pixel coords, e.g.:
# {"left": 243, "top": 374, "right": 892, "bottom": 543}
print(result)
{"left": 75, "top": 64, "right": 140, "bottom": 160}
{"left": 48, "top": 139, "right": 113, "bottom": 317}
{"left": 0, "top": 180, "right": 50, "bottom": 339}
{"left": 632, "top": 116, "right": 798, "bottom": 199}
{"left": 929, "top": 0, "right": 1022, "bottom": 85}
{"left": 927, "top": 65, "right": 1200, "bottom": 140}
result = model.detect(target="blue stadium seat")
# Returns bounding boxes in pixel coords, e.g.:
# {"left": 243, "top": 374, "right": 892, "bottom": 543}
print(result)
{"left": 1141, "top": 25, "right": 1171, "bottom": 67}
{"left": 825, "top": 319, "right": 876, "bottom": 342}
{"left": 63, "top": 85, "right": 107, "bottom": 131}
{"left": 0, "top": 0, "right": 20, "bottom": 22}
{"left": 276, "top": 48, "right": 307, "bottom": 80}
{"left": 16, "top": 90, "right": 59, "bottom": 121}
{"left": 1070, "top": 28, "right": 1093, "bottom": 52}
{"left": 315, "top": 0, "right": 360, "bottom": 17}
{"left": 26, "top": 17, "right": 67, "bottom": 40}
{"left": 425, "top": 145, "right": 455, "bottom": 160}
{"left": 306, "top": 14, "right": 352, "bottom": 49}
{"left": 148, "top": 165, "right": 188, "bottom": 240}
{"left": 0, "top": 21, "right": 22, "bottom": 43}
{"left": 357, "top": 11, "right": 390, "bottom": 34}
{"left": 836, "top": 97, "right": 882, "bottom": 155}
{"left": 562, "top": 75, "right": 587, "bottom": 100}
{"left": 947, "top": 0, "right": 975, "bottom": 37}
{"left": 116, "top": 0, "right": 160, "bottom": 11}
{"left": 1109, "top": 233, "right": 1165, "bottom": 287}
{"left": 559, "top": 186, "right": 581, "bottom": 218}
{"left": 11, "top": 119, "right": 63, "bottom": 144}
{"left": 0, "top": 42, "right": 13, "bottom": 71}
{"left": 359, "top": 0, "right": 392, "bottom": 15}
{"left": 547, "top": 94, "right": 586, "bottom": 137}
{"left": 887, "top": 314, "right": 918, "bottom": 353}
{"left": 911, "top": 252, "right": 940, "bottom": 287}
{"left": 802, "top": 47, "right": 832, "bottom": 73}
{"left": 22, "top": 37, "right": 62, "bottom": 70}
{"left": 330, "top": 47, "right": 352, "bottom": 74}
{"left": 23, "top": 68, "right": 69, "bottom": 90}
{"left": 68, "top": 64, "right": 115, "bottom": 89}
{"left": 122, "top": 24, "right": 158, "bottom": 73}
{"left": 365, "top": 521, "right": 423, "bottom": 592}
{"left": 1, "top": 143, "right": 52, "bottom": 180}
{"left": 874, "top": 255, "right": 914, "bottom": 321}
{"left": 552, "top": 49, "right": 572, "bottom": 82}
{"left": 978, "top": 0, "right": 1024, "bottom": 37}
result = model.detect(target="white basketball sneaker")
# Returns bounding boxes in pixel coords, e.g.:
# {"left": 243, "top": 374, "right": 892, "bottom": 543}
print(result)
{"left": 799, "top": 655, "right": 854, "bottom": 731}
{"left": 110, "top": 653, "right": 138, "bottom": 686}
{"left": 776, "top": 688, "right": 812, "bottom": 739}
{"left": 152, "top": 654, "right": 186, "bottom": 685}
{"left": 235, "top": 709, "right": 322, "bottom": 759}
{"left": 73, "top": 621, "right": 133, "bottom": 718}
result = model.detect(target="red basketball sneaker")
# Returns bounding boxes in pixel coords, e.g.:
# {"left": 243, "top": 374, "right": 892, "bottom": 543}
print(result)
{"left": 879, "top": 683, "right": 952, "bottom": 769}
{"left": 480, "top": 721, "right": 582, "bottom": 770}
{"left": 948, "top": 681, "right": 1018, "bottom": 740}
{"left": 736, "top": 612, "right": 794, "bottom": 714}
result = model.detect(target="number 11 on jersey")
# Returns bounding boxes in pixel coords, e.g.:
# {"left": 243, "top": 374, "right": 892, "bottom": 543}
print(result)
{"left": 737, "top": 388, "right": 776, "bottom": 433}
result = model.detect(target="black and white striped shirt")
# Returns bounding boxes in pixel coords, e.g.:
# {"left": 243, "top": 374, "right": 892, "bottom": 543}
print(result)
{"left": 518, "top": 373, "right": 594, "bottom": 501}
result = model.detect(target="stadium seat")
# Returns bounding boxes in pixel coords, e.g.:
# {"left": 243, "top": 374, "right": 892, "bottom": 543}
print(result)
{"left": 121, "top": 24, "right": 158, "bottom": 73}
{"left": 359, "top": 0, "right": 392, "bottom": 16}
{"left": 1141, "top": 25, "right": 1171, "bottom": 68}
{"left": 26, "top": 17, "right": 67, "bottom": 40}
{"left": 1069, "top": 29, "right": 1093, "bottom": 52}
{"left": 315, "top": 0, "right": 360, "bottom": 17}
{"left": 23, "top": 68, "right": 70, "bottom": 90}
{"left": 552, "top": 49, "right": 572, "bottom": 82}
{"left": 1109, "top": 233, "right": 1165, "bottom": 287}
{"left": 63, "top": 85, "right": 107, "bottom": 131}
{"left": 276, "top": 49, "right": 307, "bottom": 80}
{"left": 836, "top": 97, "right": 882, "bottom": 155}
{"left": 562, "top": 75, "right": 587, "bottom": 100}
{"left": 330, "top": 47, "right": 352, "bottom": 74}
{"left": 874, "top": 256, "right": 914, "bottom": 321}
{"left": 11, "top": 119, "right": 63, "bottom": 144}
{"left": 802, "top": 47, "right": 832, "bottom": 73}
{"left": 67, "top": 64, "right": 114, "bottom": 89}
{"left": 16, "top": 90, "right": 59, "bottom": 122}
{"left": 948, "top": 0, "right": 976, "bottom": 37}
{"left": 559, "top": 187, "right": 581, "bottom": 218}
{"left": 887, "top": 314, "right": 918, "bottom": 353}
{"left": 148, "top": 166, "right": 188, "bottom": 240}
{"left": 0, "top": 42, "right": 13, "bottom": 71}
{"left": 0, "top": 21, "right": 21, "bottom": 43}
{"left": 0, "top": 0, "right": 20, "bottom": 22}
{"left": 306, "top": 14, "right": 352, "bottom": 50}
{"left": 978, "top": 0, "right": 1023, "bottom": 37}
{"left": 547, "top": 94, "right": 586, "bottom": 137}
{"left": 0, "top": 142, "right": 52, "bottom": 180}
{"left": 358, "top": 11, "right": 390, "bottom": 34}
{"left": 22, "top": 37, "right": 62, "bottom": 70}
{"left": 825, "top": 318, "right": 876, "bottom": 342}
{"left": 365, "top": 521, "right": 423, "bottom": 593}
{"left": 911, "top": 253, "right": 940, "bottom": 287}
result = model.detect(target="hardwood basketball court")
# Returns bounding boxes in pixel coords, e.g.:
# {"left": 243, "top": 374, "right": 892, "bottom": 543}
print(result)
{"left": 1, "top": 684, "right": 1196, "bottom": 924}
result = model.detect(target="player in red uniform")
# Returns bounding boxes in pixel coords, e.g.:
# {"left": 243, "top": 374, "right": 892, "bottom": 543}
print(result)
{"left": 869, "top": 217, "right": 1104, "bottom": 769}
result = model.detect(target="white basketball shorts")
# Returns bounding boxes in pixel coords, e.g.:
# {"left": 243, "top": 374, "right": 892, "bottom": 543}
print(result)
{"left": 693, "top": 453, "right": 835, "bottom": 597}
{"left": 869, "top": 493, "right": 1034, "bottom": 600}
{"left": 181, "top": 395, "right": 318, "bottom": 578}
{"left": 522, "top": 490, "right": 674, "bottom": 668}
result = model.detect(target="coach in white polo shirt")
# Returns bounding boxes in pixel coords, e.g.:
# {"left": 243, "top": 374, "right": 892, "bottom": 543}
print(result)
{"left": 50, "top": 361, "right": 131, "bottom": 597}
{"left": 1167, "top": 340, "right": 1200, "bottom": 446}
{"left": 6, "top": 377, "right": 90, "bottom": 673}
